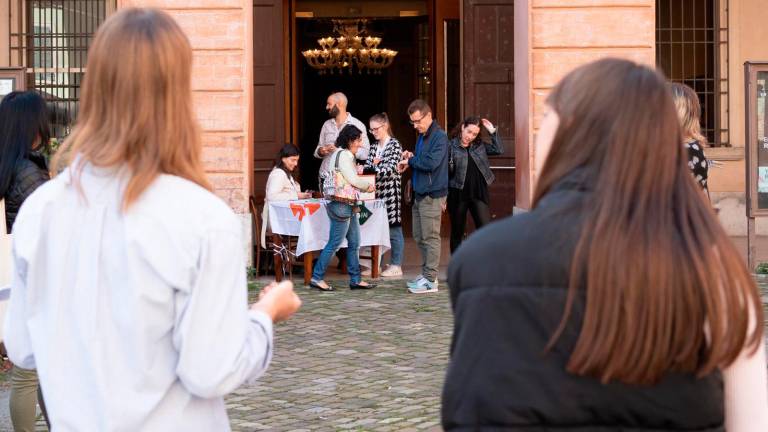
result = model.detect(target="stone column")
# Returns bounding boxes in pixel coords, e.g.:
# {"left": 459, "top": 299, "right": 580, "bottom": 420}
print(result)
{"left": 514, "top": 0, "right": 655, "bottom": 209}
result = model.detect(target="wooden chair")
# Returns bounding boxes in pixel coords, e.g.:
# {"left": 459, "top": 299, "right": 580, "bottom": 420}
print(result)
{"left": 249, "top": 196, "right": 273, "bottom": 276}
{"left": 248, "top": 197, "right": 304, "bottom": 281}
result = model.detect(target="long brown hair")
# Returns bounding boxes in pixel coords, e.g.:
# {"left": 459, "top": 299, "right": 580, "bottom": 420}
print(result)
{"left": 53, "top": 8, "right": 210, "bottom": 208}
{"left": 535, "top": 58, "right": 763, "bottom": 385}
{"left": 670, "top": 82, "right": 707, "bottom": 145}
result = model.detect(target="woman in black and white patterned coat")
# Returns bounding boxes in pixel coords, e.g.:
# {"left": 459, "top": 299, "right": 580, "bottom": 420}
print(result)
{"left": 364, "top": 113, "right": 404, "bottom": 277}
{"left": 671, "top": 83, "right": 709, "bottom": 195}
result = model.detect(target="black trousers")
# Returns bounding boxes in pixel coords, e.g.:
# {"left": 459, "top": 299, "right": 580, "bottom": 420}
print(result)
{"left": 448, "top": 189, "right": 491, "bottom": 253}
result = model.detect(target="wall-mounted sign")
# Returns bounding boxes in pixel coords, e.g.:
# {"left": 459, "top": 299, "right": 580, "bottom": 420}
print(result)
{"left": 745, "top": 63, "right": 768, "bottom": 216}
{"left": 0, "top": 68, "right": 25, "bottom": 101}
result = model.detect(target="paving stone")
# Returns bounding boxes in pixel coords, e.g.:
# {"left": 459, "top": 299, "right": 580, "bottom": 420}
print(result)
{"left": 228, "top": 278, "right": 451, "bottom": 431}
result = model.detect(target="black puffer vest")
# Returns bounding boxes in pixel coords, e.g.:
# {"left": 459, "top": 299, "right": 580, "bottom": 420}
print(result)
{"left": 442, "top": 170, "right": 724, "bottom": 431}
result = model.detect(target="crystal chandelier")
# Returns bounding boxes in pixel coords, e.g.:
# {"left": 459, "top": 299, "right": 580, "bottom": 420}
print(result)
{"left": 302, "top": 19, "right": 398, "bottom": 75}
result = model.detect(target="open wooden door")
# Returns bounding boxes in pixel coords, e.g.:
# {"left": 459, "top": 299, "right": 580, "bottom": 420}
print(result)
{"left": 252, "top": 0, "right": 286, "bottom": 202}
{"left": 463, "top": 0, "right": 515, "bottom": 219}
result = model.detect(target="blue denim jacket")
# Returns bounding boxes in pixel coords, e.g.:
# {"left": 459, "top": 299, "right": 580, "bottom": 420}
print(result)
{"left": 448, "top": 132, "right": 504, "bottom": 189}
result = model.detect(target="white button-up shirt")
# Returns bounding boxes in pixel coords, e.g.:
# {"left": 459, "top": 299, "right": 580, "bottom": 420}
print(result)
{"left": 315, "top": 112, "right": 370, "bottom": 177}
{"left": 4, "top": 163, "right": 274, "bottom": 431}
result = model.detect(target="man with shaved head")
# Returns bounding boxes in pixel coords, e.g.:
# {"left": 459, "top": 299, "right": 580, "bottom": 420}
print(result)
{"left": 315, "top": 92, "right": 370, "bottom": 183}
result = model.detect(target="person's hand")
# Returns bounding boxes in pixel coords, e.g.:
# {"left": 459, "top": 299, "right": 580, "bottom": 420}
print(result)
{"left": 397, "top": 160, "right": 409, "bottom": 173}
{"left": 319, "top": 144, "right": 335, "bottom": 156}
{"left": 401, "top": 150, "right": 413, "bottom": 160}
{"left": 373, "top": 157, "right": 381, "bottom": 166}
{"left": 366, "top": 183, "right": 375, "bottom": 193}
{"left": 251, "top": 281, "right": 301, "bottom": 323}
{"left": 357, "top": 165, "right": 364, "bottom": 175}
{"left": 481, "top": 118, "right": 496, "bottom": 134}
{"left": 298, "top": 192, "right": 312, "bottom": 199}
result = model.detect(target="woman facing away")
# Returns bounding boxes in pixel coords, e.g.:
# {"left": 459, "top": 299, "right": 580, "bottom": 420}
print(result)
{"left": 260, "top": 144, "right": 311, "bottom": 248}
{"left": 442, "top": 58, "right": 767, "bottom": 431}
{"left": 0, "top": 91, "right": 51, "bottom": 431}
{"left": 364, "top": 113, "right": 404, "bottom": 277}
{"left": 310, "top": 124, "right": 376, "bottom": 292}
{"left": 447, "top": 116, "right": 503, "bottom": 253}
{"left": 3, "top": 8, "right": 301, "bottom": 431}
{"left": 671, "top": 82, "right": 709, "bottom": 194}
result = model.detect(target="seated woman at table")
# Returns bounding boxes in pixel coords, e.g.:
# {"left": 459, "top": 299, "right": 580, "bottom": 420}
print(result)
{"left": 261, "top": 144, "right": 311, "bottom": 248}
{"left": 310, "top": 125, "right": 376, "bottom": 291}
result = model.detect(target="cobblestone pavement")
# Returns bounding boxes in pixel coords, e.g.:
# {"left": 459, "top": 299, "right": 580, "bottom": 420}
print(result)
{"left": 228, "top": 278, "right": 453, "bottom": 431}
{"left": 10, "top": 278, "right": 768, "bottom": 431}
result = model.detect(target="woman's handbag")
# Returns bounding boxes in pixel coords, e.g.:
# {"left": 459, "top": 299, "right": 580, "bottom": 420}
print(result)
{"left": 322, "top": 150, "right": 359, "bottom": 204}
{"left": 0, "top": 200, "right": 12, "bottom": 342}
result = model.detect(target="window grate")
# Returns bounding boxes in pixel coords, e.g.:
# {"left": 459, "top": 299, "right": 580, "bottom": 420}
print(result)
{"left": 8, "top": 0, "right": 109, "bottom": 140}
{"left": 656, "top": 0, "right": 728, "bottom": 146}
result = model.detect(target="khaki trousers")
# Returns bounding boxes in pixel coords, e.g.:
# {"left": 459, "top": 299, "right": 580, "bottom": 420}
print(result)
{"left": 412, "top": 195, "right": 445, "bottom": 281}
{"left": 10, "top": 366, "right": 49, "bottom": 431}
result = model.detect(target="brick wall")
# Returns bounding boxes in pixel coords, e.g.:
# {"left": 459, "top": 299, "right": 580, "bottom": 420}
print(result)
{"left": 119, "top": 0, "right": 252, "bottom": 215}
{"left": 515, "top": 0, "right": 655, "bottom": 209}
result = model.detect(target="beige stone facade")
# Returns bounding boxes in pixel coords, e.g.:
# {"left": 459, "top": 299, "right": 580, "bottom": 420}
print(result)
{"left": 120, "top": 0, "right": 253, "bottom": 217}
{"left": 3, "top": 0, "right": 768, "bottom": 243}
{"left": 514, "top": 0, "right": 656, "bottom": 208}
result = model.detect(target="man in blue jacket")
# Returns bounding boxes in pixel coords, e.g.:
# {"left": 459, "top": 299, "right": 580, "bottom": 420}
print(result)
{"left": 398, "top": 99, "right": 449, "bottom": 293}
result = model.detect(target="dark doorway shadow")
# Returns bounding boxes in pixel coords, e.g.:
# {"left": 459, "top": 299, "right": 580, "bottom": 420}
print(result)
{"left": 296, "top": 17, "right": 427, "bottom": 236}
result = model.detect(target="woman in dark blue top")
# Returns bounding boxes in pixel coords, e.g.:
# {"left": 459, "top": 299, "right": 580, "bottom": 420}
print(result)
{"left": 447, "top": 117, "right": 503, "bottom": 252}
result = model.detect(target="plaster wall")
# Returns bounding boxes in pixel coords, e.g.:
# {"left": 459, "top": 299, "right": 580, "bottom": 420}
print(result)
{"left": 709, "top": 0, "right": 768, "bottom": 234}
{"left": 514, "top": 0, "right": 656, "bottom": 209}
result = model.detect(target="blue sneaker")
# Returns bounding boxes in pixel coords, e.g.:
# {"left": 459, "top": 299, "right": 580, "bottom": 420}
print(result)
{"left": 406, "top": 275, "right": 424, "bottom": 289}
{"left": 407, "top": 277, "right": 438, "bottom": 294}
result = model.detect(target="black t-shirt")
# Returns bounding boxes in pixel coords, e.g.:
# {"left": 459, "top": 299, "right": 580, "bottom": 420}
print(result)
{"left": 460, "top": 147, "right": 489, "bottom": 203}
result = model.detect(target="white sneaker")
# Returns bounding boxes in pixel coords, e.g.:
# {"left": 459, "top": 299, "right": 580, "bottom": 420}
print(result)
{"left": 408, "top": 277, "right": 438, "bottom": 294}
{"left": 380, "top": 265, "right": 403, "bottom": 278}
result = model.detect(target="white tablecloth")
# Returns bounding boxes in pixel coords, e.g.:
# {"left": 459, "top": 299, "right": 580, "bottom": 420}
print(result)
{"left": 268, "top": 199, "right": 391, "bottom": 257}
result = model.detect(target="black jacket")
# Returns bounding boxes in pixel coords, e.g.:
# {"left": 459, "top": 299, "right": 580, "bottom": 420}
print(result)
{"left": 442, "top": 169, "right": 724, "bottom": 432}
{"left": 4, "top": 154, "right": 50, "bottom": 232}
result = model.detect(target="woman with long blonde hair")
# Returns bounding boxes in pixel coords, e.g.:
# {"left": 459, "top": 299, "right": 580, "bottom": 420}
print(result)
{"left": 671, "top": 82, "right": 709, "bottom": 192}
{"left": 443, "top": 58, "right": 767, "bottom": 430}
{"left": 4, "top": 8, "right": 301, "bottom": 430}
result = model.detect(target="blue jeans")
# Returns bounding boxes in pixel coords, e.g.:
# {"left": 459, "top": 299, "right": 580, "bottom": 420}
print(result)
{"left": 312, "top": 201, "right": 362, "bottom": 284}
{"left": 389, "top": 226, "right": 404, "bottom": 266}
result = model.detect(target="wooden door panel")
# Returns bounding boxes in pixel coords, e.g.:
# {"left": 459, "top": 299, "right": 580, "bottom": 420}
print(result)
{"left": 252, "top": 0, "right": 285, "bottom": 202}
{"left": 463, "top": 0, "right": 515, "bottom": 220}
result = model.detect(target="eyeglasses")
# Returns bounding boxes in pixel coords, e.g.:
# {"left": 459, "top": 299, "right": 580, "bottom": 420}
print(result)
{"left": 408, "top": 112, "right": 428, "bottom": 125}
{"left": 368, "top": 125, "right": 384, "bottom": 134}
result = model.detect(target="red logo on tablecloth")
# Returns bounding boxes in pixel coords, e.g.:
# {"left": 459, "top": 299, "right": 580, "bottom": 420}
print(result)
{"left": 289, "top": 203, "right": 321, "bottom": 221}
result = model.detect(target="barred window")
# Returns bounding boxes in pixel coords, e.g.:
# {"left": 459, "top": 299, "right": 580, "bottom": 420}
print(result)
{"left": 9, "top": 0, "right": 112, "bottom": 139}
{"left": 656, "top": 0, "right": 729, "bottom": 146}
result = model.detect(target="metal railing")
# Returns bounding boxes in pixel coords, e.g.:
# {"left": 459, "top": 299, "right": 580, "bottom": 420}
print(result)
{"left": 656, "top": 0, "right": 728, "bottom": 146}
